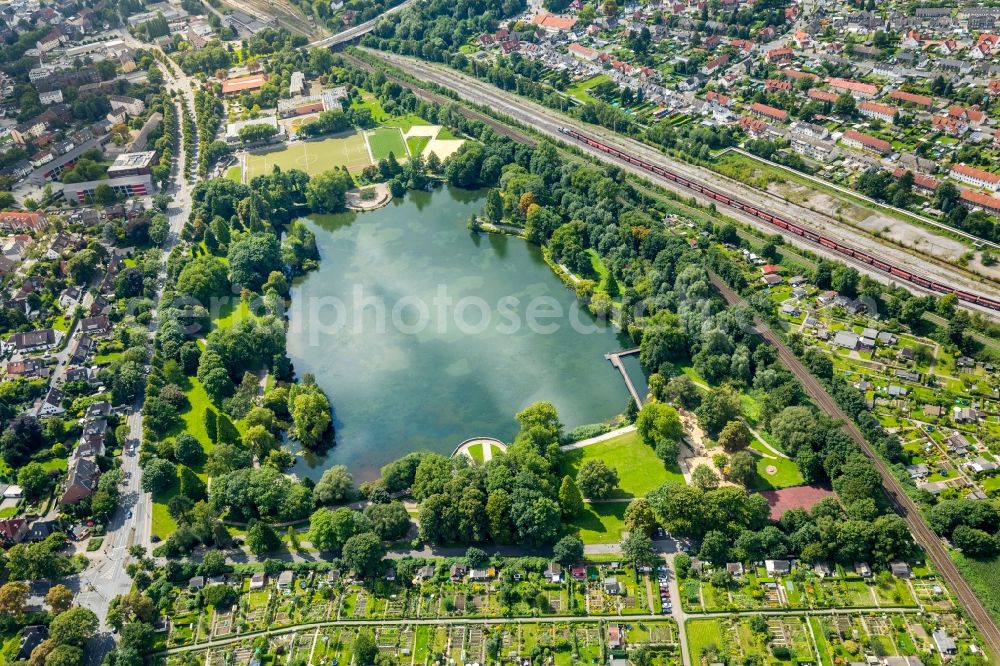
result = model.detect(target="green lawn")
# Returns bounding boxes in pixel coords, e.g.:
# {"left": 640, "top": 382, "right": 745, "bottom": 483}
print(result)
{"left": 953, "top": 552, "right": 1000, "bottom": 624}
{"left": 467, "top": 442, "right": 485, "bottom": 464}
{"left": 686, "top": 619, "right": 725, "bottom": 659}
{"left": 151, "top": 489, "right": 179, "bottom": 540}
{"left": 383, "top": 114, "right": 430, "bottom": 131}
{"left": 40, "top": 456, "right": 68, "bottom": 472}
{"left": 406, "top": 135, "right": 430, "bottom": 158}
{"left": 92, "top": 351, "right": 123, "bottom": 365}
{"left": 351, "top": 93, "right": 389, "bottom": 123}
{"left": 565, "top": 501, "right": 627, "bottom": 544}
{"left": 179, "top": 376, "right": 216, "bottom": 456}
{"left": 565, "top": 74, "right": 612, "bottom": 104}
{"left": 367, "top": 127, "right": 408, "bottom": 161}
{"left": 244, "top": 132, "right": 371, "bottom": 177}
{"left": 559, "top": 430, "right": 683, "bottom": 498}
{"left": 0, "top": 507, "right": 17, "bottom": 518}
{"left": 748, "top": 444, "right": 805, "bottom": 491}
{"left": 214, "top": 299, "right": 251, "bottom": 330}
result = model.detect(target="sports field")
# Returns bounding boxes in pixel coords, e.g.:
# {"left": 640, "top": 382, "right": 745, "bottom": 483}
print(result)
{"left": 243, "top": 132, "right": 371, "bottom": 179}
{"left": 367, "top": 127, "right": 408, "bottom": 161}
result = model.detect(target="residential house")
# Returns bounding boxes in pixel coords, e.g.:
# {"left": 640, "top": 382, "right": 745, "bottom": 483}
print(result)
{"left": 841, "top": 129, "right": 891, "bottom": 155}
{"left": 858, "top": 101, "right": 897, "bottom": 123}
{"left": 826, "top": 77, "right": 879, "bottom": 98}
{"left": 60, "top": 457, "right": 99, "bottom": 505}
{"left": 950, "top": 164, "right": 1000, "bottom": 192}
{"left": 14, "top": 626, "right": 48, "bottom": 662}
{"left": 78, "top": 315, "right": 111, "bottom": 336}
{"left": 0, "top": 517, "right": 28, "bottom": 544}
{"left": 890, "top": 89, "right": 933, "bottom": 108}
{"left": 7, "top": 328, "right": 61, "bottom": 353}
{"left": 0, "top": 211, "right": 48, "bottom": 232}
{"left": 750, "top": 102, "right": 788, "bottom": 122}
{"left": 808, "top": 88, "right": 839, "bottom": 104}
{"left": 36, "top": 387, "right": 64, "bottom": 417}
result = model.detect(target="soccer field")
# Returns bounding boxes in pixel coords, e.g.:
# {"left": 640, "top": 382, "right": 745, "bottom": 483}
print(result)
{"left": 367, "top": 127, "right": 408, "bottom": 161}
{"left": 243, "top": 132, "right": 372, "bottom": 179}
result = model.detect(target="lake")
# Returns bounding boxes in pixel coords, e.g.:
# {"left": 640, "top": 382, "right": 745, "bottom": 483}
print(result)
{"left": 286, "top": 186, "right": 636, "bottom": 479}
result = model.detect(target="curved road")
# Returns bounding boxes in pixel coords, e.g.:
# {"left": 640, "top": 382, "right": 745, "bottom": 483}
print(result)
{"left": 707, "top": 271, "right": 1000, "bottom": 661}
{"left": 308, "top": 0, "right": 419, "bottom": 48}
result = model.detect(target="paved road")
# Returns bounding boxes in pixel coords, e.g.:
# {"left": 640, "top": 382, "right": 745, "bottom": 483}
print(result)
{"left": 706, "top": 271, "right": 1000, "bottom": 661}
{"left": 362, "top": 50, "right": 1000, "bottom": 308}
{"left": 73, "top": 58, "right": 201, "bottom": 661}
{"left": 307, "top": 0, "right": 419, "bottom": 48}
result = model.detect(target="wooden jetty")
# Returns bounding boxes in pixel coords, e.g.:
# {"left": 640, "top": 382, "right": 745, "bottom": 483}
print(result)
{"left": 605, "top": 347, "right": 643, "bottom": 407}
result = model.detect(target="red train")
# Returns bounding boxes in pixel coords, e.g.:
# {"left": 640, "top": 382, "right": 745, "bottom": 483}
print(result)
{"left": 558, "top": 127, "right": 1000, "bottom": 312}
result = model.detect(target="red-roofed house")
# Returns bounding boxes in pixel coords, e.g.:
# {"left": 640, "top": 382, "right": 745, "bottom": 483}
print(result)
{"left": 807, "top": 88, "right": 839, "bottom": 103}
{"left": 568, "top": 43, "right": 597, "bottom": 61}
{"left": 900, "top": 30, "right": 921, "bottom": 50}
{"left": 0, "top": 212, "right": 48, "bottom": 232}
{"left": 530, "top": 13, "right": 577, "bottom": 32}
{"left": 703, "top": 54, "right": 729, "bottom": 74}
{"left": 892, "top": 168, "right": 938, "bottom": 194}
{"left": 765, "top": 79, "right": 792, "bottom": 92}
{"left": 841, "top": 129, "right": 891, "bottom": 155}
{"left": 858, "top": 101, "right": 898, "bottom": 123}
{"left": 961, "top": 189, "right": 1000, "bottom": 213}
{"left": 750, "top": 102, "right": 788, "bottom": 122}
{"left": 731, "top": 38, "right": 755, "bottom": 53}
{"left": 948, "top": 105, "right": 987, "bottom": 128}
{"left": 932, "top": 115, "right": 965, "bottom": 136}
{"left": 767, "top": 47, "right": 793, "bottom": 64}
{"left": 221, "top": 73, "right": 268, "bottom": 95}
{"left": 988, "top": 80, "right": 1000, "bottom": 96}
{"left": 782, "top": 69, "right": 818, "bottom": 81}
{"left": 826, "top": 77, "right": 879, "bottom": 98}
{"left": 705, "top": 91, "right": 731, "bottom": 107}
{"left": 889, "top": 89, "right": 933, "bottom": 108}
{"left": 739, "top": 116, "right": 768, "bottom": 137}
{"left": 950, "top": 164, "right": 1000, "bottom": 191}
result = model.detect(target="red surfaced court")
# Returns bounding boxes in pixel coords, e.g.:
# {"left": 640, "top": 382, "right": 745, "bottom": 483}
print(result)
{"left": 760, "top": 485, "right": 836, "bottom": 520}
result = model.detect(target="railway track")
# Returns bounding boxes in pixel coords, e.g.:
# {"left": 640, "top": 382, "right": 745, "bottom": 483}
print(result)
{"left": 363, "top": 50, "right": 1000, "bottom": 315}
{"left": 339, "top": 53, "right": 530, "bottom": 143}
{"left": 708, "top": 272, "right": 1000, "bottom": 660}
{"left": 560, "top": 127, "right": 1000, "bottom": 312}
